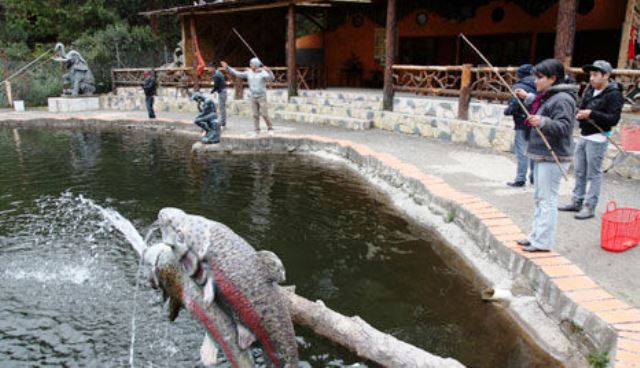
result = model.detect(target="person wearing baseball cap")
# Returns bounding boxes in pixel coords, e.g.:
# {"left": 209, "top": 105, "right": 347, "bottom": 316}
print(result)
{"left": 559, "top": 60, "right": 624, "bottom": 219}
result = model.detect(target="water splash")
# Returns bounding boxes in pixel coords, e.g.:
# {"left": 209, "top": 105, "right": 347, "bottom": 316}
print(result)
{"left": 129, "top": 257, "right": 145, "bottom": 368}
{"left": 78, "top": 194, "right": 147, "bottom": 256}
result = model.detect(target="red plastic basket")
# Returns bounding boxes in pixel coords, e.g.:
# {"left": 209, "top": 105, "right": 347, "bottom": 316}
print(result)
{"left": 621, "top": 126, "right": 640, "bottom": 151}
{"left": 601, "top": 201, "right": 640, "bottom": 252}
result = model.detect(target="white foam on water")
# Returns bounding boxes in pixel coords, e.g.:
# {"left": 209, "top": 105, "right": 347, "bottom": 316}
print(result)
{"left": 4, "top": 264, "right": 92, "bottom": 285}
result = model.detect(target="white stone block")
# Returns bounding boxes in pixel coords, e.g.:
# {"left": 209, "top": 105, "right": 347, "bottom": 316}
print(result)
{"left": 48, "top": 97, "right": 100, "bottom": 113}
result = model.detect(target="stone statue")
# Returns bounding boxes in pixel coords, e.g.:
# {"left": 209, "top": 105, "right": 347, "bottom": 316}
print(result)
{"left": 147, "top": 208, "right": 299, "bottom": 367}
{"left": 53, "top": 43, "right": 95, "bottom": 97}
{"left": 191, "top": 92, "right": 220, "bottom": 144}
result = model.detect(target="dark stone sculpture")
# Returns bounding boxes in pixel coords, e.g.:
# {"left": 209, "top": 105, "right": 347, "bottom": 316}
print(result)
{"left": 191, "top": 92, "right": 220, "bottom": 144}
{"left": 53, "top": 43, "right": 95, "bottom": 97}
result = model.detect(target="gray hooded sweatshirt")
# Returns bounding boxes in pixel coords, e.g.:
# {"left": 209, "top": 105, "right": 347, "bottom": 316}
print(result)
{"left": 226, "top": 67, "right": 275, "bottom": 98}
{"left": 524, "top": 84, "right": 579, "bottom": 162}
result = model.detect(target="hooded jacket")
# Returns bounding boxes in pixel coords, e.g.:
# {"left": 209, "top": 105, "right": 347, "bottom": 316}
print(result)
{"left": 504, "top": 75, "right": 536, "bottom": 130}
{"left": 525, "top": 84, "right": 579, "bottom": 162}
{"left": 578, "top": 80, "right": 624, "bottom": 136}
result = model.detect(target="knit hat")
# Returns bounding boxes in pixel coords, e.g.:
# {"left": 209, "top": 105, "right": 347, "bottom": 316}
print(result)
{"left": 517, "top": 64, "right": 534, "bottom": 79}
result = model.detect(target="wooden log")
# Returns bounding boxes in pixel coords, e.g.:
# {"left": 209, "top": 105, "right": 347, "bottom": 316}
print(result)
{"left": 382, "top": 0, "right": 397, "bottom": 111}
{"left": 281, "top": 287, "right": 464, "bottom": 368}
{"left": 287, "top": 3, "right": 298, "bottom": 98}
{"left": 457, "top": 64, "right": 472, "bottom": 120}
{"left": 554, "top": 0, "right": 576, "bottom": 67}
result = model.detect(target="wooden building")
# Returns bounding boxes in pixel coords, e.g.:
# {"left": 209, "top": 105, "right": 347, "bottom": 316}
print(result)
{"left": 139, "top": 0, "right": 638, "bottom": 110}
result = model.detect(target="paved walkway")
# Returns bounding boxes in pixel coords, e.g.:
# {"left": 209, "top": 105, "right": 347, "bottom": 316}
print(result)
{"left": 2, "top": 108, "right": 639, "bottom": 310}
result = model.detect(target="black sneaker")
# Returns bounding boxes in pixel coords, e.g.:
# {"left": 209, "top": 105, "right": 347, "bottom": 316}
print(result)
{"left": 507, "top": 181, "right": 526, "bottom": 187}
{"left": 558, "top": 200, "right": 583, "bottom": 212}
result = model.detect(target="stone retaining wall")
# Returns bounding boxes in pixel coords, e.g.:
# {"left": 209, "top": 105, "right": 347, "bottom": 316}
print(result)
{"left": 100, "top": 87, "right": 640, "bottom": 179}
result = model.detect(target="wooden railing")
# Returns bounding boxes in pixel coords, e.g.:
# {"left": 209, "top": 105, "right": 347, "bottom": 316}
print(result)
{"left": 392, "top": 64, "right": 640, "bottom": 102}
{"left": 111, "top": 65, "right": 326, "bottom": 92}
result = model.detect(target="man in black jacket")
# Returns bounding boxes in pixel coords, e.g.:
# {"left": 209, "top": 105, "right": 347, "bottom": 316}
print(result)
{"left": 559, "top": 60, "right": 624, "bottom": 219}
{"left": 505, "top": 64, "right": 536, "bottom": 187}
{"left": 210, "top": 64, "right": 227, "bottom": 128}
{"left": 142, "top": 70, "right": 157, "bottom": 119}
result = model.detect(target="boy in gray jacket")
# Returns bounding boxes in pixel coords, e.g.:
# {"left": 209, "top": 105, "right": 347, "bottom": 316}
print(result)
{"left": 221, "top": 58, "right": 275, "bottom": 136}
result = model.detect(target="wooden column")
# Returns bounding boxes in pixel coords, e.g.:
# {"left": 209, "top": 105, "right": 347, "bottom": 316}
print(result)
{"left": 5, "top": 81, "right": 13, "bottom": 107}
{"left": 457, "top": 64, "right": 472, "bottom": 120}
{"left": 530, "top": 32, "right": 538, "bottom": 64}
{"left": 554, "top": 0, "right": 577, "bottom": 67}
{"left": 382, "top": 0, "right": 397, "bottom": 111}
{"left": 618, "top": 0, "right": 637, "bottom": 68}
{"left": 287, "top": 3, "right": 298, "bottom": 98}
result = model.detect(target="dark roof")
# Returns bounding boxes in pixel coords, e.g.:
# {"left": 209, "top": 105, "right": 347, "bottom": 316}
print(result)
{"left": 141, "top": 0, "right": 371, "bottom": 16}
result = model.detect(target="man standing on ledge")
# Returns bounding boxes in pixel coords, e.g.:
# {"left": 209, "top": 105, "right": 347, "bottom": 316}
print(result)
{"left": 210, "top": 64, "right": 227, "bottom": 129}
{"left": 221, "top": 58, "right": 275, "bottom": 136}
{"left": 142, "top": 70, "right": 157, "bottom": 119}
{"left": 558, "top": 60, "right": 624, "bottom": 220}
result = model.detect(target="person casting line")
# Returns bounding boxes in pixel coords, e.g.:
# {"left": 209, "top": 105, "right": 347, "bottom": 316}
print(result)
{"left": 514, "top": 59, "right": 578, "bottom": 253}
{"left": 221, "top": 58, "right": 275, "bottom": 136}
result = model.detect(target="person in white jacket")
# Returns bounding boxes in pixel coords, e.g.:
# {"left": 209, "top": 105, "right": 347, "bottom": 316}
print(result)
{"left": 221, "top": 58, "right": 275, "bottom": 136}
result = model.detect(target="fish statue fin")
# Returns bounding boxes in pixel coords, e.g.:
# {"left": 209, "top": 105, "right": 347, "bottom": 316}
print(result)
{"left": 200, "top": 333, "right": 218, "bottom": 367}
{"left": 203, "top": 275, "right": 215, "bottom": 306}
{"left": 237, "top": 323, "right": 257, "bottom": 350}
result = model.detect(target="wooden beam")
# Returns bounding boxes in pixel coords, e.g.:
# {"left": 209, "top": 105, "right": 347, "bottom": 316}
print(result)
{"left": 382, "top": 0, "right": 397, "bottom": 111}
{"left": 554, "top": 0, "right": 576, "bottom": 67}
{"left": 457, "top": 64, "right": 472, "bottom": 120}
{"left": 287, "top": 3, "right": 298, "bottom": 98}
{"left": 618, "top": 0, "right": 637, "bottom": 68}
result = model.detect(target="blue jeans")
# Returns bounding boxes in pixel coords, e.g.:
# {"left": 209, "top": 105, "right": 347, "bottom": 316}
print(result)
{"left": 528, "top": 161, "right": 570, "bottom": 250}
{"left": 217, "top": 90, "right": 227, "bottom": 126}
{"left": 145, "top": 96, "right": 155, "bottom": 119}
{"left": 572, "top": 137, "right": 608, "bottom": 209}
{"left": 514, "top": 129, "right": 530, "bottom": 182}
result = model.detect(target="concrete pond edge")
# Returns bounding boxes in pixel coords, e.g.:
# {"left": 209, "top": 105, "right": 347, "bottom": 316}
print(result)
{"left": 2, "top": 116, "right": 639, "bottom": 367}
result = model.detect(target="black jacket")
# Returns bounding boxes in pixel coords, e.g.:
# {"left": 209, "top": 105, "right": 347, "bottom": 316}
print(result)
{"left": 143, "top": 77, "right": 157, "bottom": 97}
{"left": 505, "top": 76, "right": 536, "bottom": 130}
{"left": 211, "top": 70, "right": 226, "bottom": 93}
{"left": 578, "top": 80, "right": 624, "bottom": 136}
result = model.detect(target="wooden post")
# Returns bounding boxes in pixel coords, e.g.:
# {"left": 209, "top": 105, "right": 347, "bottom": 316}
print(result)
{"left": 5, "top": 81, "right": 13, "bottom": 107}
{"left": 618, "top": 0, "right": 637, "bottom": 68}
{"left": 382, "top": 0, "right": 397, "bottom": 111}
{"left": 554, "top": 0, "right": 577, "bottom": 67}
{"left": 287, "top": 3, "right": 298, "bottom": 98}
{"left": 235, "top": 76, "right": 244, "bottom": 100}
{"left": 457, "top": 64, "right": 472, "bottom": 120}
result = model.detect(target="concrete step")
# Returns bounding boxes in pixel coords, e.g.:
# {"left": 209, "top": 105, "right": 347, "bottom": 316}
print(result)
{"left": 273, "top": 110, "right": 372, "bottom": 130}
{"left": 271, "top": 102, "right": 379, "bottom": 120}
{"left": 289, "top": 96, "right": 381, "bottom": 110}
{"left": 298, "top": 90, "right": 383, "bottom": 103}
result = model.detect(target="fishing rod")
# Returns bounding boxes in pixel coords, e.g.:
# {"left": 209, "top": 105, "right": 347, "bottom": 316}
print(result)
{"left": 232, "top": 27, "right": 259, "bottom": 60}
{"left": 583, "top": 119, "right": 640, "bottom": 172}
{"left": 458, "top": 33, "right": 569, "bottom": 181}
{"left": 0, "top": 49, "right": 52, "bottom": 86}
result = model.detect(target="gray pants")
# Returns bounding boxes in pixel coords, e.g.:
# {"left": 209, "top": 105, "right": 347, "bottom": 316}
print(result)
{"left": 572, "top": 137, "right": 608, "bottom": 209}
{"left": 217, "top": 90, "right": 227, "bottom": 126}
{"left": 251, "top": 96, "right": 273, "bottom": 132}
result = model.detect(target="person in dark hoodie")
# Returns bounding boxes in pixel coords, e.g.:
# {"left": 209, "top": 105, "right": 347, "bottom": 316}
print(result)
{"left": 559, "top": 60, "right": 624, "bottom": 219}
{"left": 210, "top": 63, "right": 227, "bottom": 129}
{"left": 505, "top": 64, "right": 536, "bottom": 187}
{"left": 142, "top": 70, "right": 157, "bottom": 119}
{"left": 514, "top": 59, "right": 578, "bottom": 252}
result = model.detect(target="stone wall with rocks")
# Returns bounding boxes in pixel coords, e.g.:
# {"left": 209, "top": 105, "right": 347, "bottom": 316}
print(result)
{"left": 100, "top": 87, "right": 640, "bottom": 179}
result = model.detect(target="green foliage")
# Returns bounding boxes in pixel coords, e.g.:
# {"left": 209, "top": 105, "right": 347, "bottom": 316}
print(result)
{"left": 0, "top": 0, "right": 183, "bottom": 101}
{"left": 445, "top": 209, "right": 456, "bottom": 223}
{"left": 587, "top": 351, "right": 609, "bottom": 368}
